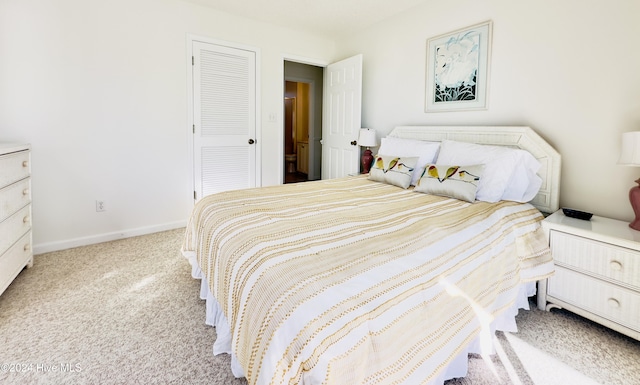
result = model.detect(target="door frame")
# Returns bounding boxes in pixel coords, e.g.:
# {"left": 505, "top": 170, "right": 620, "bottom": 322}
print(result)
{"left": 280, "top": 55, "right": 329, "bottom": 184}
{"left": 186, "top": 34, "right": 262, "bottom": 211}
{"left": 283, "top": 77, "right": 317, "bottom": 180}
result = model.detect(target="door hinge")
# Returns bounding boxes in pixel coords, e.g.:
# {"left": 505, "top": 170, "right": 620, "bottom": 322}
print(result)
{"left": 192, "top": 56, "right": 194, "bottom": 66}
{"left": 194, "top": 191, "right": 197, "bottom": 200}
{"left": 193, "top": 124, "right": 195, "bottom": 134}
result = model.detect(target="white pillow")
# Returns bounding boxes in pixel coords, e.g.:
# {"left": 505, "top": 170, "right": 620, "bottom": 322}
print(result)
{"left": 378, "top": 137, "right": 440, "bottom": 186}
{"left": 502, "top": 160, "right": 543, "bottom": 202}
{"left": 435, "top": 140, "right": 542, "bottom": 203}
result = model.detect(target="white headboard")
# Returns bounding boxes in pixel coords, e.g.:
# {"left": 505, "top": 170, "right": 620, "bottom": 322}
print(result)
{"left": 388, "top": 126, "right": 561, "bottom": 214}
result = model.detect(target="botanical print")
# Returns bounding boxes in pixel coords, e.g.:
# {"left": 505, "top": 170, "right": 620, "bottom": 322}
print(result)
{"left": 425, "top": 21, "right": 492, "bottom": 112}
{"left": 434, "top": 31, "right": 480, "bottom": 103}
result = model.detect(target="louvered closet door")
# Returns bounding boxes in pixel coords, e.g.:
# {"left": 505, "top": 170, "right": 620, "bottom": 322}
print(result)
{"left": 193, "top": 41, "right": 257, "bottom": 200}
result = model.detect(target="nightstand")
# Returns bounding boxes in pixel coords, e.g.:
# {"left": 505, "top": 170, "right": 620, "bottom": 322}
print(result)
{"left": 538, "top": 210, "right": 640, "bottom": 340}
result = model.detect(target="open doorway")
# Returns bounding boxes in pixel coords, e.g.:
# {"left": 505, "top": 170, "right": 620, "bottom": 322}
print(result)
{"left": 284, "top": 61, "right": 323, "bottom": 184}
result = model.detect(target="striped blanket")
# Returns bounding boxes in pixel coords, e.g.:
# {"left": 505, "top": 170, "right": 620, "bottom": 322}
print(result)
{"left": 182, "top": 176, "right": 553, "bottom": 385}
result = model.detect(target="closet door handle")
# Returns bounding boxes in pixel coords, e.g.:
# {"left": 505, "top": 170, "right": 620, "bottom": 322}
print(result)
{"left": 248, "top": 139, "right": 255, "bottom": 145}
{"left": 350, "top": 140, "right": 357, "bottom": 146}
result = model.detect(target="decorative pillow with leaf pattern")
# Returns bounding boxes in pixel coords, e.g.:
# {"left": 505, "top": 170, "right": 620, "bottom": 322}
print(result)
{"left": 414, "top": 164, "right": 485, "bottom": 202}
{"left": 368, "top": 155, "right": 419, "bottom": 189}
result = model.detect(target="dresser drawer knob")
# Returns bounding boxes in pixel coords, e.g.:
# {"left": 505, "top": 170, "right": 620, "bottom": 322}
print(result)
{"left": 610, "top": 260, "right": 623, "bottom": 271}
{"left": 22, "top": 160, "right": 29, "bottom": 168}
{"left": 23, "top": 188, "right": 29, "bottom": 196}
{"left": 23, "top": 216, "right": 30, "bottom": 224}
{"left": 23, "top": 244, "right": 31, "bottom": 252}
{"left": 607, "top": 298, "right": 620, "bottom": 308}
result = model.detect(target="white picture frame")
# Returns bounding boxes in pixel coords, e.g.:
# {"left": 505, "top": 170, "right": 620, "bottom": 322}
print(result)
{"left": 425, "top": 20, "right": 493, "bottom": 112}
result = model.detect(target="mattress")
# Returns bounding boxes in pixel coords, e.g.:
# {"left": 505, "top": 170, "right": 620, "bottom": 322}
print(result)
{"left": 182, "top": 175, "right": 554, "bottom": 385}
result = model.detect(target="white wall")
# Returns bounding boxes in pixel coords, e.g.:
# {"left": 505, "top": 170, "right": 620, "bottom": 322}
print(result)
{"left": 336, "top": 0, "right": 640, "bottom": 221}
{"left": 4, "top": 0, "right": 639, "bottom": 253}
{"left": 0, "top": 0, "right": 336, "bottom": 253}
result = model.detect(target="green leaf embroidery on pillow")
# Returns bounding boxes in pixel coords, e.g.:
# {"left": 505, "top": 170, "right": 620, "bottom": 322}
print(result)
{"left": 375, "top": 156, "right": 414, "bottom": 174}
{"left": 426, "top": 165, "right": 459, "bottom": 182}
{"left": 421, "top": 165, "right": 480, "bottom": 184}
{"left": 397, "top": 162, "right": 415, "bottom": 173}
{"left": 458, "top": 169, "right": 481, "bottom": 182}
{"left": 387, "top": 158, "right": 398, "bottom": 172}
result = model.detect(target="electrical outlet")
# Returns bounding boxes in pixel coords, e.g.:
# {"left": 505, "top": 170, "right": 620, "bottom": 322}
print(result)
{"left": 96, "top": 200, "right": 106, "bottom": 212}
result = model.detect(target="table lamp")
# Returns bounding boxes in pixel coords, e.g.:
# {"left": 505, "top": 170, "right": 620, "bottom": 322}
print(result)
{"left": 358, "top": 128, "right": 377, "bottom": 173}
{"left": 618, "top": 131, "right": 640, "bottom": 230}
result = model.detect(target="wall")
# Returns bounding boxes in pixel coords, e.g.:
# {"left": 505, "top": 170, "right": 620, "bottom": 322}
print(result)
{"left": 4, "top": 0, "right": 638, "bottom": 253}
{"left": 335, "top": 0, "right": 640, "bottom": 221}
{"left": 0, "top": 0, "right": 336, "bottom": 253}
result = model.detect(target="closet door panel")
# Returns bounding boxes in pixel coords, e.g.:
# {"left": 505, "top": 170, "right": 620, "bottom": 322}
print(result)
{"left": 192, "top": 41, "right": 258, "bottom": 200}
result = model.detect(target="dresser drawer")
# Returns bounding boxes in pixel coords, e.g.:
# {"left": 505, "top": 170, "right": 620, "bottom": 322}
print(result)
{"left": 548, "top": 267, "right": 640, "bottom": 332}
{"left": 0, "top": 231, "right": 32, "bottom": 295}
{"left": 0, "top": 178, "right": 31, "bottom": 222}
{"left": 0, "top": 205, "right": 31, "bottom": 255}
{"left": 549, "top": 230, "right": 640, "bottom": 289}
{"left": 0, "top": 150, "right": 30, "bottom": 189}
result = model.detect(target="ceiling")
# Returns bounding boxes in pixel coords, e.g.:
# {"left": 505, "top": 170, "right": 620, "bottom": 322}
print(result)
{"left": 183, "top": 0, "right": 429, "bottom": 38}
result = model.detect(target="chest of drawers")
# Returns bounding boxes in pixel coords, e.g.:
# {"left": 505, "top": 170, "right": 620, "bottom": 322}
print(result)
{"left": 538, "top": 210, "right": 640, "bottom": 340}
{"left": 0, "top": 143, "right": 32, "bottom": 296}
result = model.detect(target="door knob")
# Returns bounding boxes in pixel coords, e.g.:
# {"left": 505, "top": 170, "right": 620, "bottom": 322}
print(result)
{"left": 248, "top": 139, "right": 255, "bottom": 144}
{"left": 350, "top": 140, "right": 357, "bottom": 146}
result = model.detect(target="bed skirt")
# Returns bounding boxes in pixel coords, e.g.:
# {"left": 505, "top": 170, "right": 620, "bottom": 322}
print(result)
{"left": 184, "top": 252, "right": 535, "bottom": 384}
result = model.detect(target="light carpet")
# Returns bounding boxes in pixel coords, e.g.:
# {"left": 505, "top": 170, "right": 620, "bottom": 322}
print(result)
{"left": 0, "top": 228, "right": 638, "bottom": 384}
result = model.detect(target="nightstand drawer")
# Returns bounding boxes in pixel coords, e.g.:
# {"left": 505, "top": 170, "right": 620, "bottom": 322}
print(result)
{"left": 549, "top": 230, "right": 640, "bottom": 290}
{"left": 548, "top": 267, "right": 640, "bottom": 331}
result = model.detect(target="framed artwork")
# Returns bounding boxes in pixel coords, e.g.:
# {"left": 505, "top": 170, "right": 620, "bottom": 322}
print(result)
{"left": 425, "top": 20, "right": 493, "bottom": 112}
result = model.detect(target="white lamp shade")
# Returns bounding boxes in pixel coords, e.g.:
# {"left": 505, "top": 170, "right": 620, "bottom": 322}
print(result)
{"left": 358, "top": 128, "right": 377, "bottom": 147}
{"left": 618, "top": 131, "right": 640, "bottom": 166}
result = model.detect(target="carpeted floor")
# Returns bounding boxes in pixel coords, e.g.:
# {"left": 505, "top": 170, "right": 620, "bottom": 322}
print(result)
{"left": 0, "top": 228, "right": 638, "bottom": 384}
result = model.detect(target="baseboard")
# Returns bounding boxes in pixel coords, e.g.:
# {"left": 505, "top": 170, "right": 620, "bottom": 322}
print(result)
{"left": 33, "top": 221, "right": 187, "bottom": 255}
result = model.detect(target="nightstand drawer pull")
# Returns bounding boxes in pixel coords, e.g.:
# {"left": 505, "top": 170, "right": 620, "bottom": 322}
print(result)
{"left": 610, "top": 260, "right": 623, "bottom": 271}
{"left": 22, "top": 160, "right": 29, "bottom": 168}
{"left": 23, "top": 244, "right": 30, "bottom": 252}
{"left": 607, "top": 298, "right": 620, "bottom": 308}
{"left": 23, "top": 216, "right": 29, "bottom": 224}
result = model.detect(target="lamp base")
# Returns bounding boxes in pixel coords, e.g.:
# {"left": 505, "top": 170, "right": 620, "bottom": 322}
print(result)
{"left": 629, "top": 178, "right": 640, "bottom": 231}
{"left": 361, "top": 148, "right": 373, "bottom": 174}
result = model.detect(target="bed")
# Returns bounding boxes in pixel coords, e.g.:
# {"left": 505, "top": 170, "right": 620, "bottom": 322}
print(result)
{"left": 182, "top": 125, "right": 561, "bottom": 385}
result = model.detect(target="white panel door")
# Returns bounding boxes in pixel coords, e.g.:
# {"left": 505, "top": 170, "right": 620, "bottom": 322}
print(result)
{"left": 321, "top": 54, "right": 362, "bottom": 179}
{"left": 192, "top": 41, "right": 258, "bottom": 200}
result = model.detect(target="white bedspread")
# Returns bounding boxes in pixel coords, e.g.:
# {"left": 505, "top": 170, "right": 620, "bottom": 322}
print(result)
{"left": 182, "top": 176, "right": 554, "bottom": 385}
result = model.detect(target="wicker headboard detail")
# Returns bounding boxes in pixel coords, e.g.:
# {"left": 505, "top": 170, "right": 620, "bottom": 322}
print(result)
{"left": 387, "top": 126, "right": 561, "bottom": 214}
